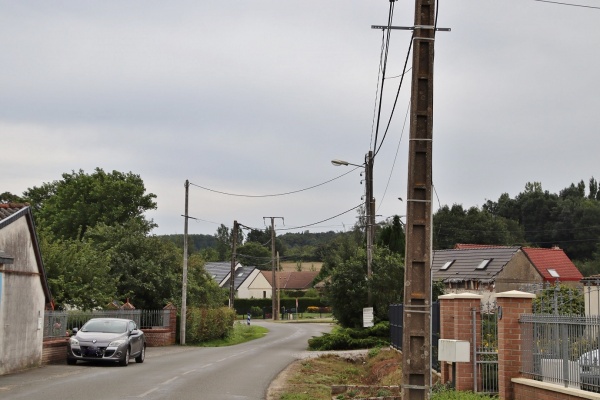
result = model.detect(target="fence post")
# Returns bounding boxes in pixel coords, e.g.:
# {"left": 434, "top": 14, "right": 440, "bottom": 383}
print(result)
{"left": 496, "top": 290, "right": 535, "bottom": 400}
{"left": 163, "top": 303, "right": 178, "bottom": 345}
{"left": 439, "top": 293, "right": 482, "bottom": 391}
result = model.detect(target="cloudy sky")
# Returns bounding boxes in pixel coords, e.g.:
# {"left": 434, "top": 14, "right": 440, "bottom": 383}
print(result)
{"left": 3, "top": 1, "right": 599, "bottom": 237}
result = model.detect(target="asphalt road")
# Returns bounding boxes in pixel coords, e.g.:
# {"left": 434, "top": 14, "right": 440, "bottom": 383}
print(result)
{"left": 0, "top": 321, "right": 332, "bottom": 400}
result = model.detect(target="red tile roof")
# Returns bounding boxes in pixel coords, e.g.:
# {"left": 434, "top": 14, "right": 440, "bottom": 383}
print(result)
{"left": 522, "top": 247, "right": 583, "bottom": 282}
{"left": 454, "top": 243, "right": 516, "bottom": 250}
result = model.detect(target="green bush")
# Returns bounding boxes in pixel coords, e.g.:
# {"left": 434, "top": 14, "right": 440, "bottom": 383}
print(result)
{"left": 249, "top": 306, "right": 263, "bottom": 317}
{"left": 308, "top": 322, "right": 390, "bottom": 350}
{"left": 185, "top": 307, "right": 235, "bottom": 343}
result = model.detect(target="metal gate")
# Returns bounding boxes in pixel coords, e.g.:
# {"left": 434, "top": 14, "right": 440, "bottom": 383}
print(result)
{"left": 389, "top": 302, "right": 440, "bottom": 371}
{"left": 473, "top": 300, "right": 499, "bottom": 394}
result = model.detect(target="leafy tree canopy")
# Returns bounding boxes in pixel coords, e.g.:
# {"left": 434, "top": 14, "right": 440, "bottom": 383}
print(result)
{"left": 24, "top": 168, "right": 157, "bottom": 240}
{"left": 325, "top": 246, "right": 404, "bottom": 328}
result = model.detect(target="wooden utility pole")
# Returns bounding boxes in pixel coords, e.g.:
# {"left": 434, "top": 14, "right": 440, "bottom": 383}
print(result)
{"left": 264, "top": 217, "right": 284, "bottom": 320}
{"left": 180, "top": 179, "right": 190, "bottom": 345}
{"left": 229, "top": 220, "right": 239, "bottom": 309}
{"left": 402, "top": 0, "right": 436, "bottom": 398}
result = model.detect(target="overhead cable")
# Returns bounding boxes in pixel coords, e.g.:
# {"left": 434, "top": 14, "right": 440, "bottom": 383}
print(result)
{"left": 189, "top": 166, "right": 360, "bottom": 198}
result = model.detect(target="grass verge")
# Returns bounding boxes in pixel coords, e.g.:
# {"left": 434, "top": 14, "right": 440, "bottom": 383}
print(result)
{"left": 196, "top": 322, "right": 268, "bottom": 347}
{"left": 275, "top": 349, "right": 495, "bottom": 400}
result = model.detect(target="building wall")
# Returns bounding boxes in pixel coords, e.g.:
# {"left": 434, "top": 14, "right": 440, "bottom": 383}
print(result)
{"left": 495, "top": 251, "right": 543, "bottom": 293}
{"left": 236, "top": 269, "right": 262, "bottom": 299}
{"left": 244, "top": 272, "right": 272, "bottom": 299}
{"left": 0, "top": 217, "right": 46, "bottom": 375}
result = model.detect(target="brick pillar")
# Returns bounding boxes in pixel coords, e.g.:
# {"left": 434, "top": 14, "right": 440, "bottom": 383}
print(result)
{"left": 164, "top": 303, "right": 178, "bottom": 345}
{"left": 439, "top": 293, "right": 482, "bottom": 391}
{"left": 496, "top": 290, "right": 535, "bottom": 400}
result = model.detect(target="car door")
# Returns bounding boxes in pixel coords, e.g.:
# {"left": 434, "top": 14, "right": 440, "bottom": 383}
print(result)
{"left": 128, "top": 321, "right": 142, "bottom": 355}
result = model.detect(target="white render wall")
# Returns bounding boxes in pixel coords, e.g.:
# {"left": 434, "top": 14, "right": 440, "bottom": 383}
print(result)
{"left": 0, "top": 216, "right": 46, "bottom": 375}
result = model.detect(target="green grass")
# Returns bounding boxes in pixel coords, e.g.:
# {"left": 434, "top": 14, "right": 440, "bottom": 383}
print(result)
{"left": 196, "top": 322, "right": 268, "bottom": 347}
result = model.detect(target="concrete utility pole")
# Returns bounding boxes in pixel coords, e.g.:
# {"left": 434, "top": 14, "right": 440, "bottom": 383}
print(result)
{"left": 264, "top": 217, "right": 284, "bottom": 320}
{"left": 403, "top": 0, "right": 436, "bottom": 398}
{"left": 180, "top": 179, "right": 190, "bottom": 345}
{"left": 229, "top": 220, "right": 239, "bottom": 309}
{"left": 365, "top": 150, "right": 375, "bottom": 307}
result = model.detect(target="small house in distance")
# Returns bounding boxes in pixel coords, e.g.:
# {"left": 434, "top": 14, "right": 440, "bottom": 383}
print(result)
{"left": 432, "top": 244, "right": 583, "bottom": 301}
{"left": 0, "top": 203, "right": 53, "bottom": 375}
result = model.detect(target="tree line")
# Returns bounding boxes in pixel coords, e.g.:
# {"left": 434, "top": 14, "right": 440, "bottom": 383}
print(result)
{"left": 4, "top": 169, "right": 600, "bottom": 320}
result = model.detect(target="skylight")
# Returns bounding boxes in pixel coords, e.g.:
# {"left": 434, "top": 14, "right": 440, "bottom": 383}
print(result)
{"left": 476, "top": 259, "right": 492, "bottom": 270}
{"left": 440, "top": 260, "right": 455, "bottom": 270}
{"left": 547, "top": 269, "right": 560, "bottom": 278}
{"left": 237, "top": 272, "right": 243, "bottom": 277}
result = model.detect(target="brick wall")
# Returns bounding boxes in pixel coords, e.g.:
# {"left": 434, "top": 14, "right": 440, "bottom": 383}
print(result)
{"left": 439, "top": 293, "right": 482, "bottom": 392}
{"left": 513, "top": 378, "right": 600, "bottom": 399}
{"left": 496, "top": 291, "right": 535, "bottom": 400}
{"left": 42, "top": 338, "right": 69, "bottom": 364}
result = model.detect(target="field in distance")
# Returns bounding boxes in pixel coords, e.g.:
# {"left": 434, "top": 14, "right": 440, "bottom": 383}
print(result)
{"left": 279, "top": 261, "right": 322, "bottom": 272}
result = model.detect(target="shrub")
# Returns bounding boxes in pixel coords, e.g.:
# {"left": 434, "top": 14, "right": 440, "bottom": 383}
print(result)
{"left": 186, "top": 307, "right": 235, "bottom": 343}
{"left": 308, "top": 322, "right": 390, "bottom": 350}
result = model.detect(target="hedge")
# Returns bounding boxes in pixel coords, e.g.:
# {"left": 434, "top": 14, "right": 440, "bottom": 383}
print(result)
{"left": 231, "top": 297, "right": 329, "bottom": 315}
{"left": 185, "top": 307, "right": 235, "bottom": 343}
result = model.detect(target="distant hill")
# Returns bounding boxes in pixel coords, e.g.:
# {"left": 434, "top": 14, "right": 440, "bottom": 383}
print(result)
{"left": 160, "top": 234, "right": 218, "bottom": 252}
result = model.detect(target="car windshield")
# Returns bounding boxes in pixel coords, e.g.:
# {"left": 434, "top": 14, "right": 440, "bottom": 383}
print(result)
{"left": 82, "top": 320, "right": 128, "bottom": 333}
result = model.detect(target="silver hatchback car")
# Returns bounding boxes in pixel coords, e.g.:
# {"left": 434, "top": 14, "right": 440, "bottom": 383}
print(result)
{"left": 67, "top": 318, "right": 146, "bottom": 366}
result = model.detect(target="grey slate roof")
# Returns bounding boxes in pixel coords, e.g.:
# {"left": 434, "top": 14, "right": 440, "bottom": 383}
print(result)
{"left": 221, "top": 265, "right": 256, "bottom": 290}
{"left": 204, "top": 262, "right": 256, "bottom": 290}
{"left": 204, "top": 262, "right": 233, "bottom": 285}
{"left": 432, "top": 246, "right": 521, "bottom": 283}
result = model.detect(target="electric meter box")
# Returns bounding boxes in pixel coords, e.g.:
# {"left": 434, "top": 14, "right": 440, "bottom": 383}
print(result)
{"left": 438, "top": 339, "right": 470, "bottom": 362}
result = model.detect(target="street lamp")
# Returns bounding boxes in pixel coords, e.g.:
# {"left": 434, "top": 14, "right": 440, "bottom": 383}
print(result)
{"left": 331, "top": 150, "right": 375, "bottom": 307}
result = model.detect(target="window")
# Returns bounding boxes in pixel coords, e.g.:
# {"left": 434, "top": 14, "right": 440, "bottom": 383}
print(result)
{"left": 440, "top": 260, "right": 455, "bottom": 270}
{"left": 476, "top": 259, "right": 492, "bottom": 270}
{"left": 547, "top": 268, "right": 560, "bottom": 278}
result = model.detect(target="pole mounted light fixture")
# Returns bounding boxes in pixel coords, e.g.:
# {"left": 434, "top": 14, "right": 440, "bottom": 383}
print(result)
{"left": 331, "top": 159, "right": 364, "bottom": 168}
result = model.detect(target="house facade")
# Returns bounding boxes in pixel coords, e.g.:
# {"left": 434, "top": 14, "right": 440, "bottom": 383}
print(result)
{"left": 432, "top": 244, "right": 583, "bottom": 301}
{"left": 0, "top": 204, "right": 52, "bottom": 375}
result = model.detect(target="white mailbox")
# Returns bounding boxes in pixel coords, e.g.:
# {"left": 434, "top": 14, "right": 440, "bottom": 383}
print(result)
{"left": 438, "top": 339, "right": 470, "bottom": 363}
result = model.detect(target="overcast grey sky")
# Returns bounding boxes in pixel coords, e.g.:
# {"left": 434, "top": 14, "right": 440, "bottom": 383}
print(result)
{"left": 3, "top": 1, "right": 599, "bottom": 236}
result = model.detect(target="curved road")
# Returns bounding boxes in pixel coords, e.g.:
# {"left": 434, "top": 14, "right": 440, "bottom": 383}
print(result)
{"left": 0, "top": 321, "right": 332, "bottom": 400}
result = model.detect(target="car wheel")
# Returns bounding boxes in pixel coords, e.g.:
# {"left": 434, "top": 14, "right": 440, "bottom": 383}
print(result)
{"left": 135, "top": 344, "right": 146, "bottom": 363}
{"left": 67, "top": 358, "right": 77, "bottom": 365}
{"left": 119, "top": 347, "right": 130, "bottom": 367}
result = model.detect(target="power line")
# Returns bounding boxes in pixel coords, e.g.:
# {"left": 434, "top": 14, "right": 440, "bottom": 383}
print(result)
{"left": 533, "top": 0, "right": 600, "bottom": 9}
{"left": 189, "top": 167, "right": 360, "bottom": 198}
{"left": 278, "top": 204, "right": 363, "bottom": 231}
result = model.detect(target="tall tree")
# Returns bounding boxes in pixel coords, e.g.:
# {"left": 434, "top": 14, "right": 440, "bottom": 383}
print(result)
{"left": 433, "top": 204, "right": 525, "bottom": 249}
{"left": 376, "top": 215, "right": 405, "bottom": 255}
{"left": 325, "top": 247, "right": 404, "bottom": 328}
{"left": 24, "top": 168, "right": 157, "bottom": 240}
{"left": 39, "top": 231, "right": 115, "bottom": 310}
{"left": 86, "top": 220, "right": 180, "bottom": 309}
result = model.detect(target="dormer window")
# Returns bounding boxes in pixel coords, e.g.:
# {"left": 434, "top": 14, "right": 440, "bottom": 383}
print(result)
{"left": 547, "top": 269, "right": 560, "bottom": 278}
{"left": 476, "top": 259, "right": 492, "bottom": 270}
{"left": 440, "top": 260, "right": 455, "bottom": 270}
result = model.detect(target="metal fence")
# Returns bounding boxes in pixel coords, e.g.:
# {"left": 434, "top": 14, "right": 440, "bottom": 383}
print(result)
{"left": 389, "top": 302, "right": 440, "bottom": 371}
{"left": 44, "top": 309, "right": 171, "bottom": 339}
{"left": 474, "top": 301, "right": 498, "bottom": 394}
{"left": 520, "top": 314, "right": 600, "bottom": 392}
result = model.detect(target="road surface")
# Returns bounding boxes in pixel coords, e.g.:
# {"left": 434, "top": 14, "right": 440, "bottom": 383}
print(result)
{"left": 0, "top": 321, "right": 332, "bottom": 400}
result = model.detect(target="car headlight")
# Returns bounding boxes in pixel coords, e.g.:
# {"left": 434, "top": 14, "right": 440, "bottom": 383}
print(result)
{"left": 108, "top": 339, "right": 126, "bottom": 347}
{"left": 69, "top": 337, "right": 79, "bottom": 346}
